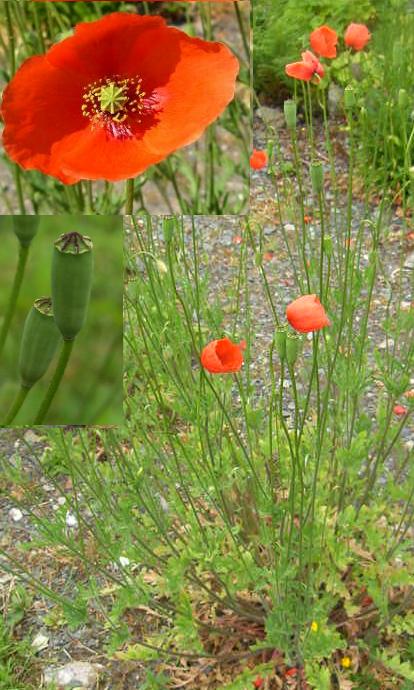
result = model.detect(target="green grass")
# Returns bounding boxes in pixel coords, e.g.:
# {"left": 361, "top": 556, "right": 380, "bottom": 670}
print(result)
{"left": 0, "top": 601, "right": 38, "bottom": 690}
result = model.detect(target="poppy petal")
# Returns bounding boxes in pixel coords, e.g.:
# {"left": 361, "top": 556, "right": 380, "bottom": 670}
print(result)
{"left": 285, "top": 61, "right": 314, "bottom": 81}
{"left": 2, "top": 13, "right": 239, "bottom": 183}
{"left": 310, "top": 25, "right": 337, "bottom": 59}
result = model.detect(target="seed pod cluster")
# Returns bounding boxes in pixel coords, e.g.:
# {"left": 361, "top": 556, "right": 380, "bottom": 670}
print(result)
{"left": 12, "top": 216, "right": 40, "bottom": 247}
{"left": 19, "top": 297, "right": 61, "bottom": 388}
{"left": 52, "top": 232, "right": 94, "bottom": 341}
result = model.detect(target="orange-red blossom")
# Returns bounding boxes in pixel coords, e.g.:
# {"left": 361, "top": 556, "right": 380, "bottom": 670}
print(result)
{"left": 200, "top": 337, "right": 244, "bottom": 373}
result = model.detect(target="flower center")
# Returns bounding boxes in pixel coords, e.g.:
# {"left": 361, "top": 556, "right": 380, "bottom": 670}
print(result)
{"left": 82, "top": 76, "right": 149, "bottom": 138}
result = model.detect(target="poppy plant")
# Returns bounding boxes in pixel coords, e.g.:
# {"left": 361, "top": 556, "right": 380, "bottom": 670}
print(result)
{"left": 285, "top": 50, "right": 324, "bottom": 82}
{"left": 200, "top": 337, "right": 244, "bottom": 374}
{"left": 250, "top": 149, "right": 268, "bottom": 170}
{"left": 286, "top": 294, "right": 330, "bottom": 333}
{"left": 1, "top": 13, "right": 239, "bottom": 183}
{"left": 344, "top": 23, "right": 371, "bottom": 51}
{"left": 310, "top": 25, "right": 338, "bottom": 59}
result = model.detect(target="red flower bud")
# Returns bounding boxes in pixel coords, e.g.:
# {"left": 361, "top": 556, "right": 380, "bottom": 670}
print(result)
{"left": 286, "top": 294, "right": 330, "bottom": 333}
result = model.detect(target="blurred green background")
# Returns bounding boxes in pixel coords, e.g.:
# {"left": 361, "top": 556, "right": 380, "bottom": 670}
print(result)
{"left": 0, "top": 216, "right": 123, "bottom": 426}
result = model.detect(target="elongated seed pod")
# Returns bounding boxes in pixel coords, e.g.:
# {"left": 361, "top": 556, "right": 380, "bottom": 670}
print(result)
{"left": 12, "top": 216, "right": 40, "bottom": 247}
{"left": 19, "top": 298, "right": 61, "bottom": 389}
{"left": 52, "top": 232, "right": 93, "bottom": 341}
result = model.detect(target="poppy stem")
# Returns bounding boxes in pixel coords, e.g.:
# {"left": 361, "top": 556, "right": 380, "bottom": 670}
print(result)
{"left": 4, "top": 1, "right": 26, "bottom": 213}
{"left": 2, "top": 385, "right": 30, "bottom": 426}
{"left": 233, "top": 2, "right": 249, "bottom": 62}
{"left": 34, "top": 339, "right": 74, "bottom": 424}
{"left": 125, "top": 178, "right": 135, "bottom": 215}
{"left": 0, "top": 243, "right": 30, "bottom": 361}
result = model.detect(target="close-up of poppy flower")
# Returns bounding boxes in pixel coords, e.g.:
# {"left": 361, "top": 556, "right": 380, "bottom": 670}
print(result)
{"left": 344, "top": 22, "right": 371, "bottom": 51}
{"left": 200, "top": 337, "right": 244, "bottom": 373}
{"left": 310, "top": 25, "right": 338, "bottom": 59}
{"left": 250, "top": 149, "right": 268, "bottom": 170}
{"left": 1, "top": 13, "right": 238, "bottom": 185}
{"left": 285, "top": 50, "right": 324, "bottom": 82}
{"left": 286, "top": 294, "right": 330, "bottom": 333}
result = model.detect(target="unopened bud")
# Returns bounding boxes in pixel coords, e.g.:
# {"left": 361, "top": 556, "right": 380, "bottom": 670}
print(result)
{"left": 284, "top": 99, "right": 297, "bottom": 130}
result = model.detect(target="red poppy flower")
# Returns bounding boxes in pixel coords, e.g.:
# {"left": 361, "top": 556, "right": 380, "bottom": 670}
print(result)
{"left": 253, "top": 677, "right": 264, "bottom": 689}
{"left": 393, "top": 404, "right": 407, "bottom": 416}
{"left": 1, "top": 13, "right": 238, "bottom": 183}
{"left": 310, "top": 25, "right": 338, "bottom": 59}
{"left": 285, "top": 667, "right": 298, "bottom": 677}
{"left": 285, "top": 50, "right": 324, "bottom": 82}
{"left": 250, "top": 149, "right": 268, "bottom": 170}
{"left": 286, "top": 294, "right": 330, "bottom": 333}
{"left": 200, "top": 337, "right": 244, "bottom": 374}
{"left": 344, "top": 23, "right": 371, "bottom": 51}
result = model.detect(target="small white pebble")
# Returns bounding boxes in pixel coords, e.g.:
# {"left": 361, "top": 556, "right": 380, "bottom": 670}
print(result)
{"left": 9, "top": 508, "right": 23, "bottom": 522}
{"left": 65, "top": 511, "right": 78, "bottom": 528}
{"left": 31, "top": 633, "right": 49, "bottom": 652}
{"left": 119, "top": 556, "right": 130, "bottom": 568}
{"left": 57, "top": 496, "right": 66, "bottom": 506}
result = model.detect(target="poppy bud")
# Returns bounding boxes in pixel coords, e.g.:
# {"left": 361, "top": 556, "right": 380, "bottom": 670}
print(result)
{"left": 18, "top": 298, "right": 61, "bottom": 389}
{"left": 398, "top": 88, "right": 409, "bottom": 110}
{"left": 344, "top": 85, "right": 356, "bottom": 110}
{"left": 323, "top": 236, "right": 333, "bottom": 256}
{"left": 284, "top": 99, "right": 297, "bottom": 130}
{"left": 286, "top": 333, "right": 301, "bottom": 366}
{"left": 52, "top": 232, "right": 93, "bottom": 341}
{"left": 274, "top": 327, "right": 287, "bottom": 361}
{"left": 311, "top": 162, "right": 324, "bottom": 194}
{"left": 12, "top": 216, "right": 40, "bottom": 247}
{"left": 286, "top": 294, "right": 330, "bottom": 333}
{"left": 163, "top": 217, "right": 175, "bottom": 243}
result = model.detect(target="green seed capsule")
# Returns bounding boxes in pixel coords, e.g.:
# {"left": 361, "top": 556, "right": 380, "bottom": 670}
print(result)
{"left": 323, "top": 236, "right": 333, "bottom": 257}
{"left": 12, "top": 216, "right": 40, "bottom": 247}
{"left": 284, "top": 99, "right": 297, "bottom": 130}
{"left": 163, "top": 217, "right": 176, "bottom": 243}
{"left": 274, "top": 327, "right": 287, "bottom": 361}
{"left": 52, "top": 232, "right": 93, "bottom": 341}
{"left": 19, "top": 298, "right": 61, "bottom": 389}
{"left": 286, "top": 333, "right": 302, "bottom": 366}
{"left": 398, "top": 88, "right": 408, "bottom": 110}
{"left": 311, "top": 162, "right": 324, "bottom": 195}
{"left": 344, "top": 85, "right": 356, "bottom": 110}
